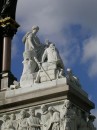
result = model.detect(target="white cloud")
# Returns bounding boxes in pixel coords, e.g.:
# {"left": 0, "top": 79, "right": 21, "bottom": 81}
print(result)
{"left": 82, "top": 36, "right": 97, "bottom": 77}
{"left": 14, "top": 0, "right": 97, "bottom": 73}
{"left": 16, "top": 0, "right": 97, "bottom": 34}
{"left": 58, "top": 36, "right": 80, "bottom": 66}
{"left": 82, "top": 37, "right": 97, "bottom": 61}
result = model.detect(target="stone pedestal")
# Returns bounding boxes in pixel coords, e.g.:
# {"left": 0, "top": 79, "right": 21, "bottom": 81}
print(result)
{"left": 0, "top": 78, "right": 94, "bottom": 126}
{"left": 40, "top": 62, "right": 57, "bottom": 82}
{"left": 0, "top": 78, "right": 95, "bottom": 130}
{"left": 0, "top": 28, "right": 3, "bottom": 89}
{"left": 1, "top": 72, "right": 17, "bottom": 91}
{"left": 20, "top": 73, "right": 36, "bottom": 88}
{"left": 0, "top": 78, "right": 94, "bottom": 111}
{"left": 0, "top": 36, "right": 3, "bottom": 74}
{"left": 40, "top": 69, "right": 57, "bottom": 82}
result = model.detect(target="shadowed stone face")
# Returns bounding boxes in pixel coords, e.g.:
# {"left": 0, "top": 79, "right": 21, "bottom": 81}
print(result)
{"left": 20, "top": 110, "right": 26, "bottom": 119}
{"left": 10, "top": 114, "right": 16, "bottom": 120}
{"left": 41, "top": 104, "right": 48, "bottom": 113}
{"left": 3, "top": 115, "right": 8, "bottom": 121}
{"left": 29, "top": 108, "right": 35, "bottom": 116}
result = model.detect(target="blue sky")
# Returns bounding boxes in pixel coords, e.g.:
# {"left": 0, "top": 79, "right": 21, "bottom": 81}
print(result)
{"left": 11, "top": 0, "right": 97, "bottom": 126}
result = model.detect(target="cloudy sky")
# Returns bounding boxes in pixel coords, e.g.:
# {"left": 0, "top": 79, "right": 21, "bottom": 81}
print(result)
{"left": 11, "top": 0, "right": 97, "bottom": 126}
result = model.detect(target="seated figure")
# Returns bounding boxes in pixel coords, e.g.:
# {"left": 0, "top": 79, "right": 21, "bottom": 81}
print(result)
{"left": 34, "top": 43, "right": 65, "bottom": 83}
{"left": 42, "top": 43, "right": 64, "bottom": 69}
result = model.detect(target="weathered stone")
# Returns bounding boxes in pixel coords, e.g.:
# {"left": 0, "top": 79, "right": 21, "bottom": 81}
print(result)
{"left": 27, "top": 108, "right": 41, "bottom": 130}
{"left": 20, "top": 73, "right": 36, "bottom": 88}
{"left": 1, "top": 72, "right": 17, "bottom": 91}
{"left": 0, "top": 26, "right": 96, "bottom": 130}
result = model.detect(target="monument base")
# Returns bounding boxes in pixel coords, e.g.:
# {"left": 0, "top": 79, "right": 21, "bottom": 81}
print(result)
{"left": 0, "top": 78, "right": 95, "bottom": 130}
{"left": 0, "top": 78, "right": 94, "bottom": 111}
{"left": 1, "top": 72, "right": 17, "bottom": 91}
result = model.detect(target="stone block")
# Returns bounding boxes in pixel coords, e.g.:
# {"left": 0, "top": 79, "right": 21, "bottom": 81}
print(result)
{"left": 20, "top": 73, "right": 36, "bottom": 87}
{"left": 42, "top": 62, "right": 48, "bottom": 70}
{"left": 0, "top": 79, "right": 94, "bottom": 113}
{"left": 1, "top": 72, "right": 17, "bottom": 91}
{"left": 42, "top": 62, "right": 57, "bottom": 71}
{"left": 40, "top": 69, "right": 56, "bottom": 77}
{"left": 40, "top": 69, "right": 57, "bottom": 82}
{"left": 48, "top": 62, "right": 57, "bottom": 69}
{"left": 40, "top": 74, "right": 55, "bottom": 82}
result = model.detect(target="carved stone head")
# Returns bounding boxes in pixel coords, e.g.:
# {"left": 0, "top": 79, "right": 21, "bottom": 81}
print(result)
{"left": 49, "top": 43, "right": 55, "bottom": 50}
{"left": 67, "top": 68, "right": 72, "bottom": 76}
{"left": 48, "top": 106, "right": 57, "bottom": 115}
{"left": 32, "top": 26, "right": 39, "bottom": 34}
{"left": 10, "top": 113, "right": 16, "bottom": 120}
{"left": 64, "top": 99, "right": 72, "bottom": 109}
{"left": 77, "top": 109, "right": 82, "bottom": 117}
{"left": 20, "top": 110, "right": 26, "bottom": 119}
{"left": 41, "top": 104, "right": 48, "bottom": 113}
{"left": 29, "top": 108, "right": 35, "bottom": 116}
{"left": 45, "top": 39, "right": 51, "bottom": 46}
{"left": 2, "top": 114, "right": 9, "bottom": 121}
{"left": 48, "top": 106, "right": 54, "bottom": 114}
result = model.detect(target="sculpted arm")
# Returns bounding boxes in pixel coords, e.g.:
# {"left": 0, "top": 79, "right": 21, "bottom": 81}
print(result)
{"left": 42, "top": 50, "right": 47, "bottom": 62}
{"left": 61, "top": 109, "right": 67, "bottom": 120}
{"left": 22, "top": 35, "right": 27, "bottom": 43}
{"left": 27, "top": 34, "right": 35, "bottom": 49}
{"left": 22, "top": 32, "right": 30, "bottom": 43}
{"left": 53, "top": 112, "right": 60, "bottom": 123}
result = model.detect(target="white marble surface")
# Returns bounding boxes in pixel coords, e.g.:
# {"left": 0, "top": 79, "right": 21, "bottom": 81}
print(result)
{"left": 5, "top": 78, "right": 88, "bottom": 98}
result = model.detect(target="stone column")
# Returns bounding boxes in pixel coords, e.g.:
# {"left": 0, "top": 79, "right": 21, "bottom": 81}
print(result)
{"left": 0, "top": 17, "right": 19, "bottom": 91}
{"left": 0, "top": 27, "right": 3, "bottom": 89}
{"left": 0, "top": 37, "right": 3, "bottom": 73}
{"left": 2, "top": 37, "right": 11, "bottom": 72}
{"left": 0, "top": 38, "right": 3, "bottom": 90}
